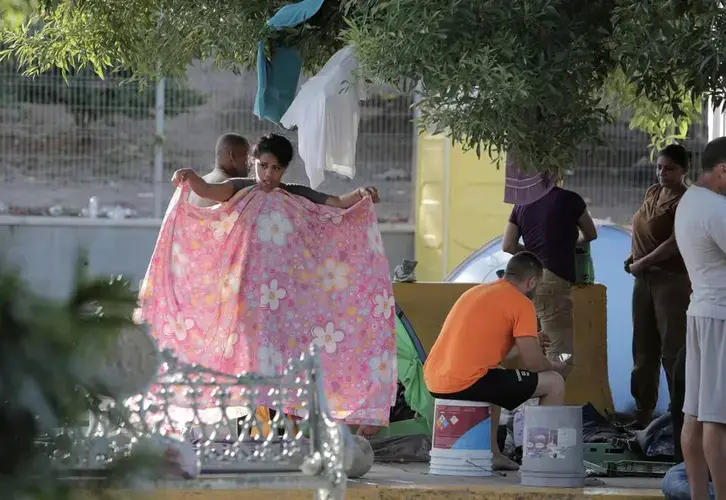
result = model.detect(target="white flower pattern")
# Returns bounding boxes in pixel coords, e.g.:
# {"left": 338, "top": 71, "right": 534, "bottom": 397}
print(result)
{"left": 372, "top": 289, "right": 396, "bottom": 319}
{"left": 171, "top": 243, "right": 189, "bottom": 277}
{"left": 210, "top": 211, "right": 240, "bottom": 240}
{"left": 257, "top": 211, "right": 293, "bottom": 246}
{"left": 311, "top": 322, "right": 345, "bottom": 354}
{"left": 260, "top": 279, "right": 287, "bottom": 311}
{"left": 257, "top": 346, "right": 283, "bottom": 376}
{"left": 317, "top": 259, "right": 349, "bottom": 291}
{"left": 221, "top": 272, "right": 241, "bottom": 300}
{"left": 318, "top": 212, "right": 343, "bottom": 225}
{"left": 367, "top": 223, "right": 385, "bottom": 254}
{"left": 163, "top": 313, "right": 195, "bottom": 341}
{"left": 369, "top": 351, "right": 395, "bottom": 383}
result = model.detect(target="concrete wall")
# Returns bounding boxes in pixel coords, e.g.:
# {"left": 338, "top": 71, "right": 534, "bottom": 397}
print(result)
{"left": 0, "top": 217, "right": 414, "bottom": 299}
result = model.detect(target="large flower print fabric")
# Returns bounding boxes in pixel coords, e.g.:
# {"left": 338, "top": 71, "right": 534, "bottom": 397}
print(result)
{"left": 137, "top": 184, "right": 397, "bottom": 425}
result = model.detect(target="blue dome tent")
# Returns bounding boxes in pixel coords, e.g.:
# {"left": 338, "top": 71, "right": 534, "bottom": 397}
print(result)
{"left": 445, "top": 224, "right": 670, "bottom": 414}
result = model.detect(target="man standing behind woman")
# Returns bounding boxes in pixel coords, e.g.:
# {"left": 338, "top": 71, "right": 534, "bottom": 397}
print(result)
{"left": 503, "top": 172, "right": 598, "bottom": 377}
{"left": 188, "top": 133, "right": 250, "bottom": 207}
{"left": 626, "top": 144, "right": 691, "bottom": 428}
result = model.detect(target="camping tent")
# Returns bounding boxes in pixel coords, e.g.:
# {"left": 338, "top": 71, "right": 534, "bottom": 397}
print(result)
{"left": 445, "top": 224, "right": 670, "bottom": 414}
{"left": 375, "top": 306, "right": 434, "bottom": 438}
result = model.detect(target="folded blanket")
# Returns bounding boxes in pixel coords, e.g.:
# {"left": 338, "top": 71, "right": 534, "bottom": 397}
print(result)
{"left": 137, "top": 184, "right": 397, "bottom": 426}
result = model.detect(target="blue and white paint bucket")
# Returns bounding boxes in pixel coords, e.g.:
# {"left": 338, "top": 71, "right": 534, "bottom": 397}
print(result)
{"left": 429, "top": 399, "right": 492, "bottom": 476}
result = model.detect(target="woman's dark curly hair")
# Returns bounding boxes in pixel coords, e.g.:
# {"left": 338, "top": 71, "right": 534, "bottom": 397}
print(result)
{"left": 252, "top": 133, "right": 294, "bottom": 167}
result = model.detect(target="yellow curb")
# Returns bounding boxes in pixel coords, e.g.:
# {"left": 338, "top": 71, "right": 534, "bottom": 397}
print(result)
{"left": 74, "top": 485, "right": 664, "bottom": 500}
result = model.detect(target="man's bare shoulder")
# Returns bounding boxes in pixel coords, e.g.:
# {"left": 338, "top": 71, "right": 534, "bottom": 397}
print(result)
{"left": 188, "top": 169, "right": 231, "bottom": 207}
{"left": 201, "top": 169, "right": 230, "bottom": 183}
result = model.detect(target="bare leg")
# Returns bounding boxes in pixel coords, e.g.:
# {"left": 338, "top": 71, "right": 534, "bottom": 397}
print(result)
{"left": 703, "top": 422, "right": 726, "bottom": 500}
{"left": 682, "top": 414, "right": 710, "bottom": 500}
{"left": 355, "top": 425, "right": 380, "bottom": 438}
{"left": 532, "top": 371, "right": 566, "bottom": 406}
{"left": 490, "top": 405, "right": 519, "bottom": 471}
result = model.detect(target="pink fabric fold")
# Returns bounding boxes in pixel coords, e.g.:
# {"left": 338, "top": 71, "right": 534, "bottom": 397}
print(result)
{"left": 137, "top": 184, "right": 397, "bottom": 426}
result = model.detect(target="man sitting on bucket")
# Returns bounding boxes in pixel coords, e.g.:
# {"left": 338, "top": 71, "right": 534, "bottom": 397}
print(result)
{"left": 424, "top": 251, "right": 567, "bottom": 470}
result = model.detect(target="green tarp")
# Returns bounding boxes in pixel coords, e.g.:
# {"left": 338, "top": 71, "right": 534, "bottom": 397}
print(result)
{"left": 375, "top": 310, "right": 434, "bottom": 438}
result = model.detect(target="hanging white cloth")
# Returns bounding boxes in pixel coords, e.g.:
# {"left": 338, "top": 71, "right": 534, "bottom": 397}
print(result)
{"left": 281, "top": 46, "right": 365, "bottom": 189}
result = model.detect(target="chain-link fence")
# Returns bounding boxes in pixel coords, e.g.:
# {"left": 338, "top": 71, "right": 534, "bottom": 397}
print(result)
{"left": 0, "top": 58, "right": 711, "bottom": 225}
{"left": 0, "top": 61, "right": 415, "bottom": 222}
{"left": 569, "top": 114, "right": 710, "bottom": 224}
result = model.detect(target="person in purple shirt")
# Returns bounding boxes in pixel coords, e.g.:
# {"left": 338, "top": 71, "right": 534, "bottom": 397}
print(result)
{"left": 502, "top": 175, "right": 597, "bottom": 378}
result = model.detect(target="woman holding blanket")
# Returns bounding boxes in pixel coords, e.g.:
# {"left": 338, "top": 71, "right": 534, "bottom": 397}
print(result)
{"left": 173, "top": 133, "right": 380, "bottom": 209}
{"left": 138, "top": 133, "right": 397, "bottom": 435}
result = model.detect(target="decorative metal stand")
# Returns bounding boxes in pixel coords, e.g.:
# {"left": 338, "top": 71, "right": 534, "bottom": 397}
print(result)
{"left": 43, "top": 325, "right": 348, "bottom": 499}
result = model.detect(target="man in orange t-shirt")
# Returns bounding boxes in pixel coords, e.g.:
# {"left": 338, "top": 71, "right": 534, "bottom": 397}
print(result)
{"left": 424, "top": 251, "right": 566, "bottom": 414}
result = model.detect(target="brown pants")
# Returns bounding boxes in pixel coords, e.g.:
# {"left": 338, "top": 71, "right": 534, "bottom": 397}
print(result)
{"left": 532, "top": 269, "right": 575, "bottom": 378}
{"left": 630, "top": 271, "right": 690, "bottom": 412}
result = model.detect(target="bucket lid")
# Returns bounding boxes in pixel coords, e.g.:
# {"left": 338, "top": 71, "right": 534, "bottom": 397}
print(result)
{"left": 434, "top": 399, "right": 491, "bottom": 408}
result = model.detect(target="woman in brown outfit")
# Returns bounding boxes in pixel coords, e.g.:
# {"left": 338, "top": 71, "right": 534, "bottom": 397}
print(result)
{"left": 625, "top": 144, "right": 691, "bottom": 427}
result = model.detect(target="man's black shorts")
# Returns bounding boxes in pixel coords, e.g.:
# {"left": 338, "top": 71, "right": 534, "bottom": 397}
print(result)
{"left": 430, "top": 368, "right": 539, "bottom": 411}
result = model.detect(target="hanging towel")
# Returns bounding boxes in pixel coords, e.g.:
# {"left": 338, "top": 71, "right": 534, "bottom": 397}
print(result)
{"left": 281, "top": 46, "right": 364, "bottom": 188}
{"left": 254, "top": 0, "right": 326, "bottom": 124}
{"left": 136, "top": 183, "right": 397, "bottom": 426}
{"left": 503, "top": 153, "right": 555, "bottom": 206}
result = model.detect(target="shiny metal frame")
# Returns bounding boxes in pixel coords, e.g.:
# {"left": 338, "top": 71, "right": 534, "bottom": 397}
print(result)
{"left": 43, "top": 346, "right": 348, "bottom": 499}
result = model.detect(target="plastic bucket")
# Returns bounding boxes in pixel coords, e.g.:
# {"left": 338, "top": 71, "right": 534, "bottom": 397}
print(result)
{"left": 513, "top": 398, "right": 540, "bottom": 448}
{"left": 429, "top": 399, "right": 492, "bottom": 477}
{"left": 520, "top": 405, "right": 585, "bottom": 488}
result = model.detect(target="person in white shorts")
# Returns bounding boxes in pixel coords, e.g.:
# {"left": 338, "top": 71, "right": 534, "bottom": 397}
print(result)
{"left": 674, "top": 136, "right": 726, "bottom": 500}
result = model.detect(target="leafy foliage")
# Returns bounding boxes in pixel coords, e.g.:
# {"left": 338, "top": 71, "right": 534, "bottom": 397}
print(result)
{"left": 2, "top": 60, "right": 207, "bottom": 126}
{"left": 0, "top": 255, "right": 160, "bottom": 498}
{"left": 603, "top": 70, "right": 703, "bottom": 154}
{"left": 344, "top": 0, "right": 617, "bottom": 170}
{"left": 0, "top": 0, "right": 721, "bottom": 170}
{"left": 2, "top": 0, "right": 343, "bottom": 79}
{"left": 0, "top": 0, "right": 37, "bottom": 31}
{"left": 610, "top": 0, "right": 726, "bottom": 112}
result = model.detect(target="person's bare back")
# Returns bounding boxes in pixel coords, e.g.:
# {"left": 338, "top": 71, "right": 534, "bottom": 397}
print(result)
{"left": 188, "top": 133, "right": 250, "bottom": 207}
{"left": 187, "top": 169, "right": 232, "bottom": 207}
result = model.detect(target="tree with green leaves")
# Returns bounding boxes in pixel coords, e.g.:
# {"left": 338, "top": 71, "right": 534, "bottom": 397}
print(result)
{"left": 0, "top": 0, "right": 37, "bottom": 30}
{"left": 1, "top": 0, "right": 722, "bottom": 171}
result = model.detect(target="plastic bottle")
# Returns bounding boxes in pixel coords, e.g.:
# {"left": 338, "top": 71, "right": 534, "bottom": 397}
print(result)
{"left": 88, "top": 196, "right": 99, "bottom": 218}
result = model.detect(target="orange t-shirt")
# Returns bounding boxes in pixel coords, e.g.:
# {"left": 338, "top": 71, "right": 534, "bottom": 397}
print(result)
{"left": 423, "top": 280, "right": 538, "bottom": 394}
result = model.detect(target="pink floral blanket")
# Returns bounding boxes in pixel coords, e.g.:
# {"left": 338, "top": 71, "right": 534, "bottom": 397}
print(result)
{"left": 137, "top": 184, "right": 397, "bottom": 425}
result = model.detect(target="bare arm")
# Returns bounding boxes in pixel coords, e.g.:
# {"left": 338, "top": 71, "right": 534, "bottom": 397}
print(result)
{"left": 502, "top": 222, "right": 525, "bottom": 254}
{"left": 326, "top": 186, "right": 380, "bottom": 209}
{"left": 515, "top": 336, "right": 556, "bottom": 373}
{"left": 172, "top": 169, "right": 236, "bottom": 202}
{"left": 505, "top": 345, "right": 520, "bottom": 360}
{"left": 636, "top": 233, "right": 680, "bottom": 269}
{"left": 576, "top": 209, "right": 598, "bottom": 245}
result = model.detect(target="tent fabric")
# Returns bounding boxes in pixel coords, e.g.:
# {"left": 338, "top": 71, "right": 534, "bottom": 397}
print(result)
{"left": 391, "top": 308, "right": 434, "bottom": 435}
{"left": 396, "top": 305, "right": 427, "bottom": 362}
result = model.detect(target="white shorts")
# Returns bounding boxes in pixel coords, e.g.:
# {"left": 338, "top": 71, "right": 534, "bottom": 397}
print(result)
{"left": 683, "top": 315, "right": 726, "bottom": 423}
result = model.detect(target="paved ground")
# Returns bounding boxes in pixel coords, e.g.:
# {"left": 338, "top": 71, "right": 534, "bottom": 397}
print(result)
{"left": 84, "top": 463, "right": 664, "bottom": 500}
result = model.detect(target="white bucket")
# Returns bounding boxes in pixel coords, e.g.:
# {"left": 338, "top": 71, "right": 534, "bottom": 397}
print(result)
{"left": 513, "top": 398, "right": 540, "bottom": 448}
{"left": 520, "top": 405, "right": 585, "bottom": 488}
{"left": 429, "top": 399, "right": 492, "bottom": 477}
